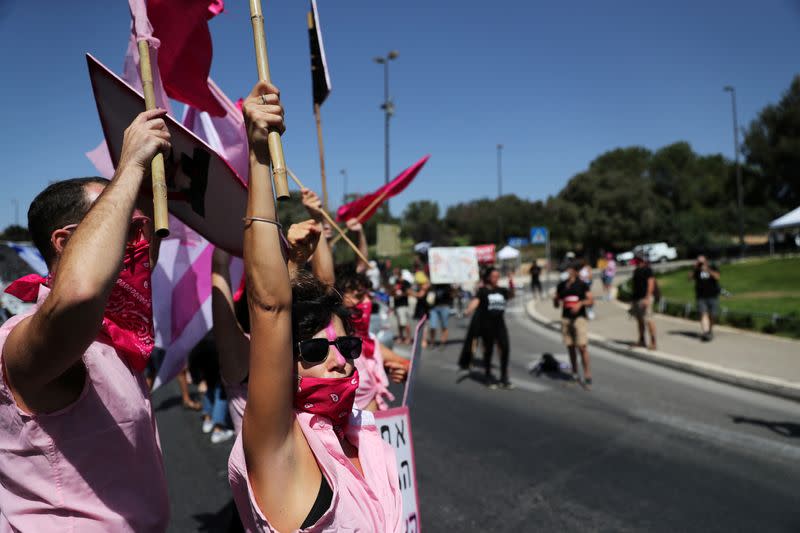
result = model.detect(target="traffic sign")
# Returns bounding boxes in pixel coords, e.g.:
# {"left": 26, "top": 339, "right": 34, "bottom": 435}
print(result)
{"left": 530, "top": 227, "right": 549, "bottom": 245}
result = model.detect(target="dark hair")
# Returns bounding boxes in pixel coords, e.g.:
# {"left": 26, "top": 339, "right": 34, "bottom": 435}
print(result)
{"left": 292, "top": 271, "right": 352, "bottom": 346}
{"left": 334, "top": 263, "right": 369, "bottom": 295}
{"left": 28, "top": 177, "right": 110, "bottom": 266}
{"left": 482, "top": 267, "right": 498, "bottom": 283}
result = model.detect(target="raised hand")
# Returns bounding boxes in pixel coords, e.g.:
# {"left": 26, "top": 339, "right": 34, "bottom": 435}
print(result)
{"left": 117, "top": 109, "right": 171, "bottom": 172}
{"left": 286, "top": 219, "right": 321, "bottom": 268}
{"left": 301, "top": 188, "right": 324, "bottom": 222}
{"left": 346, "top": 218, "right": 363, "bottom": 233}
{"left": 242, "top": 81, "right": 285, "bottom": 149}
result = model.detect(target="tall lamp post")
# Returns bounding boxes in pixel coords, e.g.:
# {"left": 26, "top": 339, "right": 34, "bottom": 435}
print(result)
{"left": 340, "top": 168, "right": 348, "bottom": 204}
{"left": 724, "top": 85, "right": 745, "bottom": 256}
{"left": 374, "top": 50, "right": 398, "bottom": 216}
{"left": 497, "top": 144, "right": 504, "bottom": 244}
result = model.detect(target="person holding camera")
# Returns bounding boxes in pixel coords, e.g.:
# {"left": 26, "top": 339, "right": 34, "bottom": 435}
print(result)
{"left": 690, "top": 255, "right": 721, "bottom": 341}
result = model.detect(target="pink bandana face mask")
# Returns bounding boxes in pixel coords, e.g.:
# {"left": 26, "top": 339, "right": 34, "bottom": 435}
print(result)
{"left": 351, "top": 297, "right": 375, "bottom": 358}
{"left": 5, "top": 238, "right": 154, "bottom": 373}
{"left": 293, "top": 322, "right": 360, "bottom": 437}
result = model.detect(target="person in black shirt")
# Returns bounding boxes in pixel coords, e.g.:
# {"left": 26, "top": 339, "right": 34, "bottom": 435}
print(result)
{"left": 465, "top": 267, "right": 515, "bottom": 389}
{"left": 554, "top": 263, "right": 594, "bottom": 385}
{"left": 690, "top": 255, "right": 721, "bottom": 341}
{"left": 391, "top": 270, "right": 412, "bottom": 344}
{"left": 429, "top": 284, "right": 454, "bottom": 348}
{"left": 630, "top": 254, "right": 657, "bottom": 350}
{"left": 530, "top": 262, "right": 543, "bottom": 300}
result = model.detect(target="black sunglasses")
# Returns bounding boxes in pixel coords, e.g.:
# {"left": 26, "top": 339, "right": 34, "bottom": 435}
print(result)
{"left": 295, "top": 336, "right": 362, "bottom": 364}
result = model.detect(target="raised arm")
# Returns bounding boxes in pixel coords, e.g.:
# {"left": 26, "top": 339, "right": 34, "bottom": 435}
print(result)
{"left": 286, "top": 220, "right": 321, "bottom": 279}
{"left": 346, "top": 218, "right": 369, "bottom": 272}
{"left": 239, "top": 82, "right": 294, "bottom": 454}
{"left": 4, "top": 109, "right": 170, "bottom": 409}
{"left": 211, "top": 247, "right": 250, "bottom": 386}
{"left": 301, "top": 188, "right": 334, "bottom": 285}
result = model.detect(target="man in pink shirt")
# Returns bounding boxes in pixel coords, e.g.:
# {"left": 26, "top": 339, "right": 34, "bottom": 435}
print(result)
{"left": 0, "top": 109, "right": 171, "bottom": 531}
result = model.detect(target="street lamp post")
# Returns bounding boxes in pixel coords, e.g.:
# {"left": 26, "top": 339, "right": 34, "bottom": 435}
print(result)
{"left": 724, "top": 85, "right": 745, "bottom": 256}
{"left": 497, "top": 144, "right": 503, "bottom": 244}
{"left": 497, "top": 144, "right": 503, "bottom": 198}
{"left": 374, "top": 50, "right": 398, "bottom": 216}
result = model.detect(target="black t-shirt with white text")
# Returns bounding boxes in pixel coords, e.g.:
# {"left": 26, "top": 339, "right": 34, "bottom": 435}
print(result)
{"left": 694, "top": 265, "right": 720, "bottom": 299}
{"left": 477, "top": 287, "right": 510, "bottom": 322}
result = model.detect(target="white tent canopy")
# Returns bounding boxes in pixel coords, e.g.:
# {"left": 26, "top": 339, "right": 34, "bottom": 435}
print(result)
{"left": 769, "top": 206, "right": 800, "bottom": 231}
{"left": 497, "top": 245, "right": 521, "bottom": 260}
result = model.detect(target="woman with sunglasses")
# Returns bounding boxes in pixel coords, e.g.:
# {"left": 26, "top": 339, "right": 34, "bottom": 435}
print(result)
{"left": 228, "top": 82, "right": 402, "bottom": 532}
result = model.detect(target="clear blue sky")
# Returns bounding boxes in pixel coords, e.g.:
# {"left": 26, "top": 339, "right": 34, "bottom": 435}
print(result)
{"left": 1, "top": 0, "right": 799, "bottom": 229}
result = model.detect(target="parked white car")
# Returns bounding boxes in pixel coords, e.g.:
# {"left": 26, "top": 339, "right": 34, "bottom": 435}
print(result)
{"left": 617, "top": 242, "right": 677, "bottom": 264}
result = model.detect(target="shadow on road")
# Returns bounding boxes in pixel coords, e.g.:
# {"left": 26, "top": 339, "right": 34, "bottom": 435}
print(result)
{"left": 668, "top": 330, "right": 704, "bottom": 340}
{"left": 730, "top": 415, "right": 800, "bottom": 438}
{"left": 154, "top": 395, "right": 184, "bottom": 413}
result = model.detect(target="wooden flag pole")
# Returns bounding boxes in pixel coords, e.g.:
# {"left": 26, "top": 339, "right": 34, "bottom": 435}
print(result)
{"left": 137, "top": 40, "right": 170, "bottom": 237}
{"left": 330, "top": 185, "right": 393, "bottom": 246}
{"left": 313, "top": 103, "right": 329, "bottom": 210}
{"left": 287, "top": 169, "right": 369, "bottom": 265}
{"left": 249, "top": 0, "right": 290, "bottom": 200}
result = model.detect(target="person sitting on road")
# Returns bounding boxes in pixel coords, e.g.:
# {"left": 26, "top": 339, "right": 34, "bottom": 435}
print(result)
{"left": 228, "top": 82, "right": 402, "bottom": 532}
{"left": 554, "top": 263, "right": 594, "bottom": 386}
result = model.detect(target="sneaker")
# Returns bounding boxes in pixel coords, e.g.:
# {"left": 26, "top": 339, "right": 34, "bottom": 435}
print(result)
{"left": 210, "top": 428, "right": 235, "bottom": 444}
{"left": 584, "top": 377, "right": 593, "bottom": 386}
{"left": 498, "top": 379, "right": 515, "bottom": 390}
{"left": 485, "top": 374, "right": 499, "bottom": 389}
{"left": 202, "top": 419, "right": 214, "bottom": 434}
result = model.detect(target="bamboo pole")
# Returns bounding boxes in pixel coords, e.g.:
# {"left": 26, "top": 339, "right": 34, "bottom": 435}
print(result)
{"left": 137, "top": 40, "right": 170, "bottom": 237}
{"left": 249, "top": 0, "right": 290, "bottom": 200}
{"left": 313, "top": 103, "right": 328, "bottom": 210}
{"left": 329, "top": 184, "right": 393, "bottom": 246}
{"left": 286, "top": 169, "right": 369, "bottom": 265}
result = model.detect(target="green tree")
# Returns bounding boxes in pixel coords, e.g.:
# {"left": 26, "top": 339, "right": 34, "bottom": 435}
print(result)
{"left": 401, "top": 200, "right": 442, "bottom": 242}
{"left": 0, "top": 225, "right": 31, "bottom": 241}
{"left": 743, "top": 75, "right": 800, "bottom": 209}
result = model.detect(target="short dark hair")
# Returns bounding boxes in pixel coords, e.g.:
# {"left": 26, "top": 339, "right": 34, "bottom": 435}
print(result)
{"left": 292, "top": 270, "right": 352, "bottom": 345}
{"left": 482, "top": 267, "right": 498, "bottom": 283}
{"left": 28, "top": 177, "right": 110, "bottom": 266}
{"left": 334, "top": 263, "right": 369, "bottom": 294}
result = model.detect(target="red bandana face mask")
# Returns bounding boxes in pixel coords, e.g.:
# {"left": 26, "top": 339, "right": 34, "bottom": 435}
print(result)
{"left": 351, "top": 298, "right": 375, "bottom": 358}
{"left": 5, "top": 239, "right": 155, "bottom": 373}
{"left": 294, "top": 322, "right": 360, "bottom": 437}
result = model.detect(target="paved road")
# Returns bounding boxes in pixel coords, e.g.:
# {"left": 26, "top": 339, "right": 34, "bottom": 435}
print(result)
{"left": 156, "top": 289, "right": 800, "bottom": 532}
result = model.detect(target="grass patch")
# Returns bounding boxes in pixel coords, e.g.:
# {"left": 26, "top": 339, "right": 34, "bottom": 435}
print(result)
{"left": 656, "top": 257, "right": 800, "bottom": 316}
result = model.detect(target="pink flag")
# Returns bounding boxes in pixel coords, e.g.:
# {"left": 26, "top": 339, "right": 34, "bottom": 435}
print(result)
{"left": 336, "top": 155, "right": 430, "bottom": 223}
{"left": 87, "top": 1, "right": 246, "bottom": 389}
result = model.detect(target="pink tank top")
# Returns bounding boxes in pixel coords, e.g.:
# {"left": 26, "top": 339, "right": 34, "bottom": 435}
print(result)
{"left": 229, "top": 409, "right": 403, "bottom": 532}
{"left": 354, "top": 335, "right": 394, "bottom": 411}
{"left": 0, "top": 287, "right": 170, "bottom": 532}
{"left": 224, "top": 379, "right": 248, "bottom": 435}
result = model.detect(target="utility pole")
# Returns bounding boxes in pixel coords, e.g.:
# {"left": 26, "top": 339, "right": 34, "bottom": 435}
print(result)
{"left": 724, "top": 85, "right": 745, "bottom": 257}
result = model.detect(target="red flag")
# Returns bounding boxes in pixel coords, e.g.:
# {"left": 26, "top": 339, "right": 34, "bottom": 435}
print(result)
{"left": 336, "top": 155, "right": 430, "bottom": 223}
{"left": 146, "top": 0, "right": 226, "bottom": 116}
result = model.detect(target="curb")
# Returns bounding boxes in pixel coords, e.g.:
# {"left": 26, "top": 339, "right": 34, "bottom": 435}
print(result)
{"left": 525, "top": 300, "right": 800, "bottom": 404}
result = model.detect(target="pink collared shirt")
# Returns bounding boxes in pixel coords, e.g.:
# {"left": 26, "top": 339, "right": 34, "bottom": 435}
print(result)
{"left": 0, "top": 287, "right": 170, "bottom": 532}
{"left": 229, "top": 409, "right": 403, "bottom": 532}
{"left": 354, "top": 334, "right": 394, "bottom": 411}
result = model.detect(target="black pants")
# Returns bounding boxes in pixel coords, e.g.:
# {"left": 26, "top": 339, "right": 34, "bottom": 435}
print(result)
{"left": 481, "top": 321, "right": 510, "bottom": 380}
{"left": 458, "top": 313, "right": 482, "bottom": 369}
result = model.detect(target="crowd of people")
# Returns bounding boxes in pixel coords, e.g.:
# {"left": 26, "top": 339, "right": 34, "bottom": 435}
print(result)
{"left": 0, "top": 71, "right": 731, "bottom": 530}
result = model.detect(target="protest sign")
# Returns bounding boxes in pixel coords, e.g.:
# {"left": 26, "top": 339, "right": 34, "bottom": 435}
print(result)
{"left": 87, "top": 54, "right": 248, "bottom": 255}
{"left": 428, "top": 247, "right": 479, "bottom": 284}
{"left": 375, "top": 407, "right": 421, "bottom": 533}
{"left": 377, "top": 224, "right": 402, "bottom": 257}
{"left": 474, "top": 244, "right": 496, "bottom": 264}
